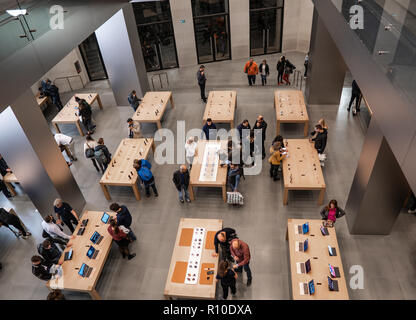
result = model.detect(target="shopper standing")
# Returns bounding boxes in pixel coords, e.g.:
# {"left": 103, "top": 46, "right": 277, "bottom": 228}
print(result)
{"left": 185, "top": 137, "right": 197, "bottom": 168}
{"left": 172, "top": 165, "right": 191, "bottom": 203}
{"left": 133, "top": 159, "right": 158, "bottom": 197}
{"left": 259, "top": 60, "right": 270, "bottom": 86}
{"left": 127, "top": 118, "right": 142, "bottom": 139}
{"left": 230, "top": 238, "right": 252, "bottom": 286}
{"left": 76, "top": 96, "right": 94, "bottom": 135}
{"left": 128, "top": 90, "right": 141, "bottom": 112}
{"left": 212, "top": 227, "right": 237, "bottom": 261}
{"left": 348, "top": 80, "right": 362, "bottom": 114}
{"left": 95, "top": 138, "right": 112, "bottom": 172}
{"left": 253, "top": 115, "right": 268, "bottom": 159}
{"left": 109, "top": 203, "right": 137, "bottom": 241}
{"left": 53, "top": 198, "right": 79, "bottom": 234}
{"left": 54, "top": 133, "right": 77, "bottom": 161}
{"left": 244, "top": 58, "right": 259, "bottom": 86}
{"left": 0, "top": 207, "right": 31, "bottom": 238}
{"left": 197, "top": 65, "right": 207, "bottom": 103}
{"left": 83, "top": 135, "right": 100, "bottom": 172}
{"left": 276, "top": 56, "right": 286, "bottom": 85}
{"left": 216, "top": 260, "right": 237, "bottom": 300}
{"left": 107, "top": 218, "right": 136, "bottom": 260}
{"left": 202, "top": 118, "right": 217, "bottom": 140}
{"left": 42, "top": 79, "right": 64, "bottom": 111}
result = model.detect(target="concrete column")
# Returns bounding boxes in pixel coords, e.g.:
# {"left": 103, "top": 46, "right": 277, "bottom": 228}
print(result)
{"left": 229, "top": 0, "right": 249, "bottom": 60}
{"left": 170, "top": 0, "right": 197, "bottom": 67}
{"left": 0, "top": 90, "right": 85, "bottom": 216}
{"left": 95, "top": 4, "right": 149, "bottom": 105}
{"left": 345, "top": 118, "right": 409, "bottom": 235}
{"left": 305, "top": 8, "right": 346, "bottom": 105}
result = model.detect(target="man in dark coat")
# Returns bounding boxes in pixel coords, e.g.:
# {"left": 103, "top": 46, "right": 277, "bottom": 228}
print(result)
{"left": 172, "top": 165, "right": 191, "bottom": 203}
{"left": 128, "top": 90, "right": 141, "bottom": 111}
{"left": 253, "top": 115, "right": 268, "bottom": 159}
{"left": 42, "top": 79, "right": 64, "bottom": 111}
{"left": 202, "top": 118, "right": 217, "bottom": 140}
{"left": 212, "top": 227, "right": 238, "bottom": 261}
{"left": 311, "top": 125, "right": 327, "bottom": 154}
{"left": 197, "top": 65, "right": 207, "bottom": 103}
{"left": 348, "top": 80, "right": 362, "bottom": 114}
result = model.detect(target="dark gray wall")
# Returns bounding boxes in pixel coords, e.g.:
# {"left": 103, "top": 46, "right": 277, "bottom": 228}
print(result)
{"left": 312, "top": 0, "right": 416, "bottom": 197}
{"left": 305, "top": 8, "right": 347, "bottom": 105}
{"left": 345, "top": 119, "right": 409, "bottom": 234}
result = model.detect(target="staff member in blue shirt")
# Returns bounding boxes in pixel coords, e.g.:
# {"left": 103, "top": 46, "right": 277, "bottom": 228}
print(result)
{"left": 133, "top": 159, "right": 158, "bottom": 198}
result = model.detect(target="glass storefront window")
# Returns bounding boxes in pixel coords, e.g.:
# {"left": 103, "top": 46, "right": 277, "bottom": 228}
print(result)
{"left": 191, "top": 0, "right": 228, "bottom": 17}
{"left": 249, "top": 0, "right": 284, "bottom": 10}
{"left": 133, "top": 0, "right": 172, "bottom": 24}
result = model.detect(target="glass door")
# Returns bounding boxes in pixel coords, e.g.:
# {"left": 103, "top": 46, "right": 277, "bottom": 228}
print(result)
{"left": 79, "top": 33, "right": 108, "bottom": 81}
{"left": 194, "top": 14, "right": 230, "bottom": 63}
{"left": 250, "top": 0, "right": 284, "bottom": 56}
{"left": 133, "top": 1, "right": 179, "bottom": 72}
{"left": 192, "top": 0, "right": 231, "bottom": 64}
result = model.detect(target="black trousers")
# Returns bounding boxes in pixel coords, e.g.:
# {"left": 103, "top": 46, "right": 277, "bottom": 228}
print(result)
{"left": 52, "top": 95, "right": 64, "bottom": 111}
{"left": 247, "top": 75, "right": 256, "bottom": 86}
{"left": 261, "top": 139, "right": 266, "bottom": 158}
{"left": 7, "top": 215, "right": 27, "bottom": 236}
{"left": 199, "top": 83, "right": 206, "bottom": 100}
{"left": 62, "top": 215, "right": 78, "bottom": 234}
{"left": 270, "top": 164, "right": 280, "bottom": 179}
{"left": 83, "top": 117, "right": 94, "bottom": 133}
{"left": 220, "top": 243, "right": 233, "bottom": 261}
{"left": 277, "top": 71, "right": 283, "bottom": 84}
{"left": 348, "top": 94, "right": 361, "bottom": 110}
{"left": 0, "top": 180, "right": 11, "bottom": 197}
{"left": 143, "top": 176, "right": 158, "bottom": 196}
{"left": 91, "top": 158, "right": 100, "bottom": 172}
{"left": 221, "top": 283, "right": 236, "bottom": 299}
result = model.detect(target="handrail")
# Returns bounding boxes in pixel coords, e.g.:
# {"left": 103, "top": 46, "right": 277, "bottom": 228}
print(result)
{"left": 53, "top": 75, "right": 84, "bottom": 91}
{"left": 150, "top": 72, "right": 169, "bottom": 90}
{"left": 293, "top": 70, "right": 304, "bottom": 91}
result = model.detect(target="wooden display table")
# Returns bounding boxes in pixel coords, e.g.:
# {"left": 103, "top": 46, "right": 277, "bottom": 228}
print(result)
{"left": 203, "top": 91, "right": 237, "bottom": 129}
{"left": 164, "top": 218, "right": 223, "bottom": 300}
{"left": 46, "top": 210, "right": 115, "bottom": 300}
{"left": 189, "top": 140, "right": 228, "bottom": 202}
{"left": 36, "top": 94, "right": 50, "bottom": 110}
{"left": 3, "top": 172, "right": 18, "bottom": 196}
{"left": 52, "top": 93, "right": 103, "bottom": 136}
{"left": 286, "top": 219, "right": 349, "bottom": 300}
{"left": 274, "top": 90, "right": 309, "bottom": 137}
{"left": 99, "top": 138, "right": 155, "bottom": 201}
{"left": 282, "top": 139, "right": 326, "bottom": 205}
{"left": 132, "top": 91, "right": 174, "bottom": 130}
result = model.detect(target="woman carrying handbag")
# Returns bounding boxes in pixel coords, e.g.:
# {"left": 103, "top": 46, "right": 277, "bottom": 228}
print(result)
{"left": 107, "top": 218, "right": 136, "bottom": 260}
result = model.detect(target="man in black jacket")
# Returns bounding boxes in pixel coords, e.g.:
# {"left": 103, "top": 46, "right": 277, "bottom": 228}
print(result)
{"left": 53, "top": 199, "right": 79, "bottom": 234}
{"left": 172, "top": 165, "right": 190, "bottom": 203}
{"left": 348, "top": 80, "right": 362, "bottom": 113}
{"left": 43, "top": 79, "right": 64, "bottom": 111}
{"left": 0, "top": 154, "right": 11, "bottom": 177}
{"left": 109, "top": 203, "right": 137, "bottom": 241}
{"left": 0, "top": 208, "right": 31, "bottom": 238}
{"left": 212, "top": 227, "right": 237, "bottom": 261}
{"left": 311, "top": 125, "right": 327, "bottom": 155}
{"left": 197, "top": 65, "right": 207, "bottom": 103}
{"left": 253, "top": 115, "right": 268, "bottom": 159}
{"left": 37, "top": 239, "right": 62, "bottom": 265}
{"left": 31, "top": 255, "right": 53, "bottom": 281}
{"left": 76, "top": 96, "right": 95, "bottom": 135}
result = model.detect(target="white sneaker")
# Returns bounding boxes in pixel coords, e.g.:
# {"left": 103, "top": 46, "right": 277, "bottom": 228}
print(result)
{"left": 408, "top": 209, "right": 416, "bottom": 214}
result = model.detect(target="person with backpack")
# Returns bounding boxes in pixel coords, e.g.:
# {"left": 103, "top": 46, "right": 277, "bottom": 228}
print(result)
{"left": 216, "top": 260, "right": 237, "bottom": 300}
{"left": 42, "top": 79, "right": 63, "bottom": 111}
{"left": 37, "top": 239, "right": 62, "bottom": 265}
{"left": 133, "top": 159, "right": 158, "bottom": 198}
{"left": 76, "top": 96, "right": 95, "bottom": 135}
{"left": 276, "top": 56, "right": 286, "bottom": 85}
{"left": 172, "top": 165, "right": 191, "bottom": 203}
{"left": 243, "top": 58, "right": 259, "bottom": 86}
{"left": 94, "top": 138, "right": 111, "bottom": 173}
{"left": 128, "top": 90, "right": 142, "bottom": 112}
{"left": 0, "top": 207, "right": 31, "bottom": 239}
{"left": 83, "top": 135, "right": 100, "bottom": 172}
{"left": 259, "top": 59, "right": 270, "bottom": 86}
{"left": 283, "top": 59, "right": 296, "bottom": 85}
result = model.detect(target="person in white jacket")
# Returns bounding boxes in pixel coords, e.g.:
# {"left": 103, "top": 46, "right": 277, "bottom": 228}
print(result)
{"left": 127, "top": 118, "right": 142, "bottom": 139}
{"left": 185, "top": 137, "right": 197, "bottom": 168}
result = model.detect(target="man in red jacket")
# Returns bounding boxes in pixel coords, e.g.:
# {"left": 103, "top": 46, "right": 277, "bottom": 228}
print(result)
{"left": 230, "top": 238, "right": 252, "bottom": 286}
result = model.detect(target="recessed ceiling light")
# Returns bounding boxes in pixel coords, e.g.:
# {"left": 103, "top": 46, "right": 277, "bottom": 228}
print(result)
{"left": 6, "top": 9, "right": 27, "bottom": 17}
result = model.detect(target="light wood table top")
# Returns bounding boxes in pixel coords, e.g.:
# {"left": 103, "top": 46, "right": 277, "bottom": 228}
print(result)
{"left": 188, "top": 140, "right": 228, "bottom": 202}
{"left": 3, "top": 172, "right": 18, "bottom": 196}
{"left": 36, "top": 94, "right": 50, "bottom": 109}
{"left": 287, "top": 219, "right": 349, "bottom": 300}
{"left": 99, "top": 138, "right": 155, "bottom": 201}
{"left": 274, "top": 90, "right": 309, "bottom": 136}
{"left": 46, "top": 210, "right": 115, "bottom": 300}
{"left": 132, "top": 91, "right": 174, "bottom": 129}
{"left": 164, "top": 218, "right": 223, "bottom": 299}
{"left": 203, "top": 91, "right": 237, "bottom": 128}
{"left": 51, "top": 93, "right": 103, "bottom": 136}
{"left": 282, "top": 139, "right": 326, "bottom": 205}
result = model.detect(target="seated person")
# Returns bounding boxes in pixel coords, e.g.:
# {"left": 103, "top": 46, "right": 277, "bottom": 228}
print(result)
{"left": 228, "top": 164, "right": 242, "bottom": 192}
